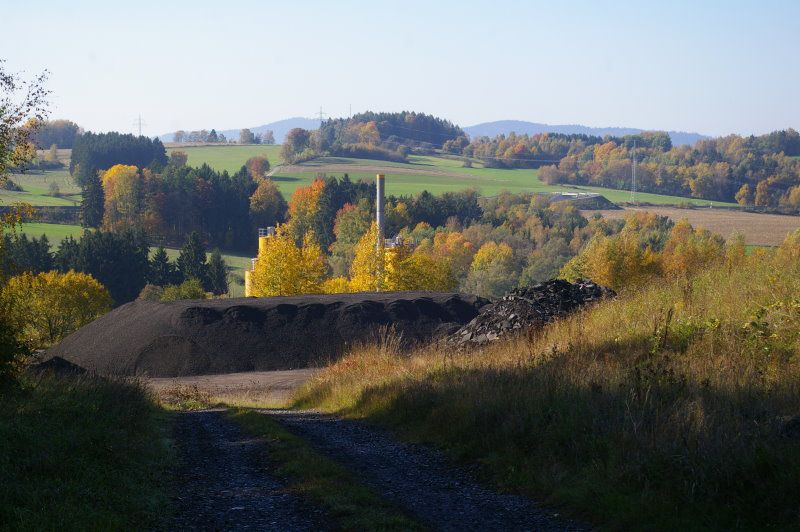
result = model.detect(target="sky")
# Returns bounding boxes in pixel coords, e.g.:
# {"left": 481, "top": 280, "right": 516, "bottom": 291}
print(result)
{"left": 3, "top": 0, "right": 798, "bottom": 137}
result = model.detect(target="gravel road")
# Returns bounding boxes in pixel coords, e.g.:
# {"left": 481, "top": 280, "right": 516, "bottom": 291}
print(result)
{"left": 164, "top": 410, "right": 328, "bottom": 531}
{"left": 266, "top": 410, "right": 589, "bottom": 531}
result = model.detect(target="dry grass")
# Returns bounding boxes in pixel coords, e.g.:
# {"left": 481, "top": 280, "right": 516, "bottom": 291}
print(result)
{"left": 588, "top": 206, "right": 800, "bottom": 246}
{"left": 294, "top": 254, "right": 800, "bottom": 529}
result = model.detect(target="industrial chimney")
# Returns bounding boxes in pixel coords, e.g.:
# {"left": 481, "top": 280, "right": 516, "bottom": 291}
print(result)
{"left": 376, "top": 174, "right": 385, "bottom": 249}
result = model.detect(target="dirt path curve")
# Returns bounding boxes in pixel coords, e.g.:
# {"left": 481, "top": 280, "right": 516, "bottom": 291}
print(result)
{"left": 165, "top": 410, "right": 328, "bottom": 531}
{"left": 266, "top": 410, "right": 589, "bottom": 532}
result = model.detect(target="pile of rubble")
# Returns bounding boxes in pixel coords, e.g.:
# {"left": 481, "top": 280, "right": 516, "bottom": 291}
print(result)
{"left": 449, "top": 279, "right": 615, "bottom": 347}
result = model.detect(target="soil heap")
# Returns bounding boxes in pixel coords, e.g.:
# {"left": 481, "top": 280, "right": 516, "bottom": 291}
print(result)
{"left": 449, "top": 279, "right": 615, "bottom": 347}
{"left": 46, "top": 292, "right": 487, "bottom": 377}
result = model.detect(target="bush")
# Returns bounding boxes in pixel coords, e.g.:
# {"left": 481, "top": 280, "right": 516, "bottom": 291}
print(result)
{"left": 160, "top": 278, "right": 207, "bottom": 301}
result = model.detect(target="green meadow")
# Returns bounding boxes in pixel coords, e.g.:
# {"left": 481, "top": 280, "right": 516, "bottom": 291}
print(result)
{"left": 166, "top": 144, "right": 284, "bottom": 173}
{"left": 168, "top": 145, "right": 738, "bottom": 206}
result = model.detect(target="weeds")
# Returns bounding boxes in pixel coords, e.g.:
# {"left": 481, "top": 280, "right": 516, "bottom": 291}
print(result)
{"left": 294, "top": 252, "right": 800, "bottom": 529}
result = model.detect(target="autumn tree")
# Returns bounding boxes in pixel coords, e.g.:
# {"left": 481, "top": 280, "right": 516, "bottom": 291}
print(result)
{"left": 245, "top": 155, "right": 270, "bottom": 179}
{"left": 735, "top": 184, "right": 753, "bottom": 207}
{"left": 329, "top": 200, "right": 372, "bottom": 276}
{"left": 287, "top": 178, "right": 325, "bottom": 241}
{"left": 262, "top": 130, "right": 275, "bottom": 144}
{"left": 464, "top": 241, "right": 518, "bottom": 297}
{"left": 281, "top": 128, "right": 311, "bottom": 163}
{"left": 1, "top": 270, "right": 111, "bottom": 347}
{"left": 101, "top": 164, "right": 144, "bottom": 231}
{"left": 249, "top": 178, "right": 288, "bottom": 229}
{"left": 0, "top": 61, "right": 49, "bottom": 179}
{"left": 250, "top": 225, "right": 326, "bottom": 296}
{"left": 660, "top": 219, "right": 725, "bottom": 278}
{"left": 169, "top": 150, "right": 188, "bottom": 167}
{"left": 239, "top": 128, "right": 256, "bottom": 144}
{"left": 349, "top": 223, "right": 384, "bottom": 292}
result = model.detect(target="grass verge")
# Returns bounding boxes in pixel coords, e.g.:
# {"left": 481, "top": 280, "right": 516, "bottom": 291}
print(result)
{"left": 294, "top": 253, "right": 800, "bottom": 530}
{"left": 228, "top": 409, "right": 423, "bottom": 531}
{"left": 0, "top": 375, "right": 172, "bottom": 530}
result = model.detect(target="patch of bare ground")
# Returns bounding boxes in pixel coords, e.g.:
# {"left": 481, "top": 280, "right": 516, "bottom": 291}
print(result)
{"left": 587, "top": 206, "right": 800, "bottom": 246}
{"left": 150, "top": 368, "right": 317, "bottom": 408}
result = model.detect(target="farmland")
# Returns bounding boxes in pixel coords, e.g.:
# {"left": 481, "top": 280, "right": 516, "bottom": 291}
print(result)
{"left": 169, "top": 145, "right": 739, "bottom": 206}
{"left": 3, "top": 169, "right": 81, "bottom": 206}
{"left": 589, "top": 206, "right": 800, "bottom": 246}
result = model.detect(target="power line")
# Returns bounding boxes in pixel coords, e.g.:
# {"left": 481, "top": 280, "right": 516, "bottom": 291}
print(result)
{"left": 133, "top": 114, "right": 147, "bottom": 136}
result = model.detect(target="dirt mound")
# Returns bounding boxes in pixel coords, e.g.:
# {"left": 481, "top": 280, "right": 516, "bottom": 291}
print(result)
{"left": 449, "top": 279, "right": 614, "bottom": 347}
{"left": 47, "top": 292, "right": 487, "bottom": 377}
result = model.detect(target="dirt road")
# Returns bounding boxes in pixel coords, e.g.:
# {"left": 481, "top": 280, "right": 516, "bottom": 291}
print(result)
{"left": 264, "top": 410, "right": 587, "bottom": 531}
{"left": 149, "top": 368, "right": 317, "bottom": 405}
{"left": 165, "top": 410, "right": 327, "bottom": 531}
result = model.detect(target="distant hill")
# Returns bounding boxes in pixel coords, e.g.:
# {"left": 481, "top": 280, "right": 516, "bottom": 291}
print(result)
{"left": 463, "top": 120, "right": 708, "bottom": 146}
{"left": 159, "top": 117, "right": 320, "bottom": 143}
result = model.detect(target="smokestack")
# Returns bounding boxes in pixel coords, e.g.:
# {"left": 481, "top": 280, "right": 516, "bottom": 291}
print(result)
{"left": 376, "top": 174, "right": 385, "bottom": 249}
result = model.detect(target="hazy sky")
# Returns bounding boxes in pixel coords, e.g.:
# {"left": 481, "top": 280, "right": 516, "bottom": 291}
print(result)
{"left": 3, "top": 0, "right": 798, "bottom": 137}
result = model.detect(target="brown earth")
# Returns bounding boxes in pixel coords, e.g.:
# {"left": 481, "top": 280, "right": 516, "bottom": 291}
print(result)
{"left": 149, "top": 368, "right": 317, "bottom": 406}
{"left": 47, "top": 292, "right": 487, "bottom": 378}
{"left": 587, "top": 206, "right": 800, "bottom": 246}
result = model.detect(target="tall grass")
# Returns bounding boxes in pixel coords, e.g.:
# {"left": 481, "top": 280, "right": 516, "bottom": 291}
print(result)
{"left": 0, "top": 375, "right": 172, "bottom": 530}
{"left": 295, "top": 252, "right": 800, "bottom": 529}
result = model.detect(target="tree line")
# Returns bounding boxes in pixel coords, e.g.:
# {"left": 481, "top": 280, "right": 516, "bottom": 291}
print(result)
{"left": 280, "top": 111, "right": 465, "bottom": 163}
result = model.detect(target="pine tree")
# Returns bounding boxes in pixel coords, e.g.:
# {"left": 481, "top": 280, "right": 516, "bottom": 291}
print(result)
{"left": 207, "top": 249, "right": 229, "bottom": 296}
{"left": 149, "top": 246, "right": 177, "bottom": 286}
{"left": 80, "top": 171, "right": 104, "bottom": 228}
{"left": 176, "top": 232, "right": 208, "bottom": 287}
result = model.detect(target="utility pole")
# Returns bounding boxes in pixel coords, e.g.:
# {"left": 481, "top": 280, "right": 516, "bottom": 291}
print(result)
{"left": 630, "top": 139, "right": 637, "bottom": 204}
{"left": 133, "top": 114, "right": 147, "bottom": 136}
{"left": 317, "top": 106, "right": 327, "bottom": 122}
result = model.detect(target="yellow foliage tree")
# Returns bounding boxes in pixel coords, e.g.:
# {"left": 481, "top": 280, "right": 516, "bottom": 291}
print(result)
{"left": 101, "top": 164, "right": 143, "bottom": 231}
{"left": 777, "top": 228, "right": 800, "bottom": 264}
{"left": 1, "top": 270, "right": 112, "bottom": 348}
{"left": 287, "top": 178, "right": 325, "bottom": 241}
{"left": 349, "top": 223, "right": 384, "bottom": 292}
{"left": 661, "top": 219, "right": 725, "bottom": 278}
{"left": 250, "top": 225, "right": 325, "bottom": 296}
{"left": 321, "top": 276, "right": 350, "bottom": 294}
{"left": 561, "top": 233, "right": 660, "bottom": 290}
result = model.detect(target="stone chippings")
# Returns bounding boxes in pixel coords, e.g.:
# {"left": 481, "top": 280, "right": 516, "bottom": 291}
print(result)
{"left": 449, "top": 279, "right": 615, "bottom": 347}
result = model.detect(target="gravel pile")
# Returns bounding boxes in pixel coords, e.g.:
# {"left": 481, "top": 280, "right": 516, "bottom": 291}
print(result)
{"left": 46, "top": 291, "right": 487, "bottom": 378}
{"left": 449, "top": 279, "right": 615, "bottom": 347}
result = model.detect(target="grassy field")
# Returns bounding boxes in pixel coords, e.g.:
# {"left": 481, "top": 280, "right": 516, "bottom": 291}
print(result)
{"left": 162, "top": 145, "right": 738, "bottom": 206}
{"left": 166, "top": 144, "right": 284, "bottom": 173}
{"left": 0, "top": 376, "right": 171, "bottom": 529}
{"left": 2, "top": 169, "right": 81, "bottom": 206}
{"left": 294, "top": 250, "right": 800, "bottom": 529}
{"left": 19, "top": 221, "right": 84, "bottom": 241}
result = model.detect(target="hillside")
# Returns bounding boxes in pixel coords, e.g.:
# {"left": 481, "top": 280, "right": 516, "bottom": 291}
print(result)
{"left": 295, "top": 238, "right": 800, "bottom": 529}
{"left": 464, "top": 120, "right": 708, "bottom": 146}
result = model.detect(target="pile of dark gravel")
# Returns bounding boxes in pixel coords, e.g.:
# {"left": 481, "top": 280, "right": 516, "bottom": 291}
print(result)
{"left": 449, "top": 279, "right": 615, "bottom": 347}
